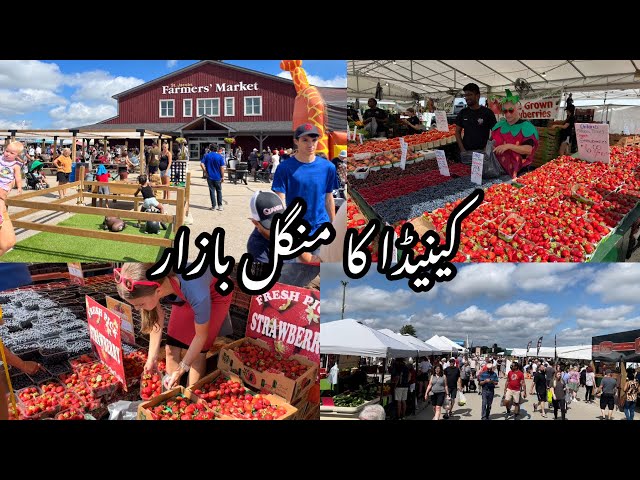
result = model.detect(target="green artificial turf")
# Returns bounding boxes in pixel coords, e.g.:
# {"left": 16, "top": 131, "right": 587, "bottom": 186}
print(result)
{"left": 2, "top": 213, "right": 173, "bottom": 263}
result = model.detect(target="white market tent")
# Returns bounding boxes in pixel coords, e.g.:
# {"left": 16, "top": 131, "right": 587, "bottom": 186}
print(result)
{"left": 320, "top": 319, "right": 416, "bottom": 358}
{"left": 378, "top": 329, "right": 442, "bottom": 356}
{"left": 424, "top": 335, "right": 465, "bottom": 353}
{"left": 348, "top": 60, "right": 640, "bottom": 99}
{"left": 509, "top": 345, "right": 592, "bottom": 361}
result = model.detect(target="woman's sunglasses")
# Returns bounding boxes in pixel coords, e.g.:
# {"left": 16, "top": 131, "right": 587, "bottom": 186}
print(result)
{"left": 502, "top": 108, "right": 516, "bottom": 114}
{"left": 113, "top": 267, "right": 161, "bottom": 292}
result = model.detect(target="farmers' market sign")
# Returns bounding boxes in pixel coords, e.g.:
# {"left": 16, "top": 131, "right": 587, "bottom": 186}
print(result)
{"left": 85, "top": 295, "right": 126, "bottom": 389}
{"left": 246, "top": 283, "right": 320, "bottom": 363}
{"left": 161, "top": 81, "right": 259, "bottom": 94}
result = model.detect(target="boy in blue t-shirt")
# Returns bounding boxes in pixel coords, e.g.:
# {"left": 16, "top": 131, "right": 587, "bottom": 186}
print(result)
{"left": 200, "top": 145, "right": 226, "bottom": 211}
{"left": 271, "top": 124, "right": 337, "bottom": 234}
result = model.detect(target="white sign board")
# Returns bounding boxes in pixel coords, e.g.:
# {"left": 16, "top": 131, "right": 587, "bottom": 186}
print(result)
{"left": 623, "top": 125, "right": 630, "bottom": 135}
{"left": 471, "top": 152, "right": 484, "bottom": 185}
{"left": 435, "top": 150, "right": 450, "bottom": 176}
{"left": 519, "top": 96, "right": 561, "bottom": 120}
{"left": 358, "top": 133, "right": 364, "bottom": 145}
{"left": 576, "top": 123, "right": 610, "bottom": 163}
{"left": 435, "top": 110, "right": 449, "bottom": 132}
{"left": 399, "top": 137, "right": 408, "bottom": 170}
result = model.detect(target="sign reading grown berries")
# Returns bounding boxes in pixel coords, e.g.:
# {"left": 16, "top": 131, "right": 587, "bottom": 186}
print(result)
{"left": 85, "top": 296, "right": 126, "bottom": 390}
{"left": 245, "top": 282, "right": 320, "bottom": 364}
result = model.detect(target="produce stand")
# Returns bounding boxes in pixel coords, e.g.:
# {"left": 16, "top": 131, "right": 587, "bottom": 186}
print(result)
{"left": 1, "top": 265, "right": 320, "bottom": 420}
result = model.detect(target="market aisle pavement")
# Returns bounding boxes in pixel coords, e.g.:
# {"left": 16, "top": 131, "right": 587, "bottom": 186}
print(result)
{"left": 407, "top": 378, "right": 637, "bottom": 421}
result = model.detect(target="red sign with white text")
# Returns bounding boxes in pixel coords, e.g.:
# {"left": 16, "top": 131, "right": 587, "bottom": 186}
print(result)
{"left": 85, "top": 296, "right": 126, "bottom": 390}
{"left": 246, "top": 283, "right": 320, "bottom": 364}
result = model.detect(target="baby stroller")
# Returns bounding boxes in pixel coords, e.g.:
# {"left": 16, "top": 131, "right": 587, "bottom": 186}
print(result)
{"left": 25, "top": 160, "right": 49, "bottom": 190}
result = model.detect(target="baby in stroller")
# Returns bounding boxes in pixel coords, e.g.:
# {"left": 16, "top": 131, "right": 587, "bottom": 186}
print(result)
{"left": 26, "top": 160, "right": 49, "bottom": 190}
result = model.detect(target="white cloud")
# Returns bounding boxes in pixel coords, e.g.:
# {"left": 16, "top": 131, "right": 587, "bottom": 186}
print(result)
{"left": 587, "top": 264, "right": 640, "bottom": 303}
{"left": 573, "top": 305, "right": 634, "bottom": 320}
{"left": 445, "top": 264, "right": 516, "bottom": 300}
{"left": 0, "top": 89, "right": 67, "bottom": 116}
{"left": 576, "top": 316, "right": 640, "bottom": 329}
{"left": 0, "top": 118, "right": 33, "bottom": 129}
{"left": 166, "top": 60, "right": 178, "bottom": 68}
{"left": 495, "top": 301, "right": 550, "bottom": 318}
{"left": 0, "top": 60, "right": 64, "bottom": 90}
{"left": 49, "top": 103, "right": 117, "bottom": 129}
{"left": 513, "top": 263, "right": 583, "bottom": 292}
{"left": 322, "top": 284, "right": 416, "bottom": 316}
{"left": 65, "top": 70, "right": 145, "bottom": 104}
{"left": 557, "top": 327, "right": 601, "bottom": 344}
{"left": 277, "top": 71, "right": 347, "bottom": 88}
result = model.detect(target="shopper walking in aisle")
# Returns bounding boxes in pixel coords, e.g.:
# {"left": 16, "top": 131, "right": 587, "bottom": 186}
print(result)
{"left": 585, "top": 366, "right": 596, "bottom": 403}
{"left": 443, "top": 357, "right": 461, "bottom": 419}
{"left": 597, "top": 370, "right": 618, "bottom": 420}
{"left": 478, "top": 362, "right": 499, "bottom": 420}
{"left": 503, "top": 361, "right": 526, "bottom": 419}
{"left": 567, "top": 365, "right": 580, "bottom": 403}
{"left": 425, "top": 364, "right": 448, "bottom": 421}
{"left": 200, "top": 143, "right": 226, "bottom": 211}
{"left": 391, "top": 357, "right": 410, "bottom": 420}
{"left": 530, "top": 363, "right": 548, "bottom": 418}
{"left": 551, "top": 370, "right": 568, "bottom": 420}
{"left": 623, "top": 368, "right": 638, "bottom": 421}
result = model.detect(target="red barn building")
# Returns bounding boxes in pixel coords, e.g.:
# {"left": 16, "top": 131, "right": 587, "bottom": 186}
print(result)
{"left": 78, "top": 60, "right": 346, "bottom": 161}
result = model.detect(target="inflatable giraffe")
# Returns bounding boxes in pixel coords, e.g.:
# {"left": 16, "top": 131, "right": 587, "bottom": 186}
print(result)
{"left": 280, "top": 60, "right": 331, "bottom": 156}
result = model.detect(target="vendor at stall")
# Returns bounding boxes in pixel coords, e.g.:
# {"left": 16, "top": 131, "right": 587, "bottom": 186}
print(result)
{"left": 491, "top": 90, "right": 539, "bottom": 179}
{"left": 400, "top": 107, "right": 426, "bottom": 133}
{"left": 114, "top": 263, "right": 232, "bottom": 389}
{"left": 363, "top": 98, "right": 388, "bottom": 137}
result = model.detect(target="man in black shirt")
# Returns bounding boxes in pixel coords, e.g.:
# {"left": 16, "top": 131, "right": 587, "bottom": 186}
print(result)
{"left": 391, "top": 358, "right": 410, "bottom": 420}
{"left": 455, "top": 83, "right": 497, "bottom": 159}
{"left": 443, "top": 357, "right": 461, "bottom": 419}
{"left": 400, "top": 107, "right": 425, "bottom": 134}
{"left": 530, "top": 364, "right": 548, "bottom": 418}
{"left": 363, "top": 98, "right": 388, "bottom": 137}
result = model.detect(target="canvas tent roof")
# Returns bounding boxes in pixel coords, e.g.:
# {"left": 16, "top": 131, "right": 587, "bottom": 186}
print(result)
{"left": 320, "top": 319, "right": 416, "bottom": 358}
{"left": 509, "top": 345, "right": 592, "bottom": 361}
{"left": 378, "top": 329, "right": 442, "bottom": 355}
{"left": 424, "top": 335, "right": 463, "bottom": 353}
{"left": 348, "top": 60, "right": 640, "bottom": 100}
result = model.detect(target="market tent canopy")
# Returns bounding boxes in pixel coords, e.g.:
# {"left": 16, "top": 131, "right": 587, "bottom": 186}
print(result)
{"left": 509, "top": 345, "right": 592, "bottom": 361}
{"left": 348, "top": 60, "right": 640, "bottom": 98}
{"left": 424, "top": 335, "right": 461, "bottom": 353}
{"left": 436, "top": 335, "right": 467, "bottom": 353}
{"left": 378, "top": 329, "right": 442, "bottom": 355}
{"left": 320, "top": 319, "right": 417, "bottom": 358}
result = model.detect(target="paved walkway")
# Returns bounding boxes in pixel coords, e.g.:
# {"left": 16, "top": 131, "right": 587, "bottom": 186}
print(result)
{"left": 407, "top": 378, "right": 637, "bottom": 421}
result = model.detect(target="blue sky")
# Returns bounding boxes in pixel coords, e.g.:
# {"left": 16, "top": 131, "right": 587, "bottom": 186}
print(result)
{"left": 0, "top": 60, "right": 346, "bottom": 130}
{"left": 321, "top": 263, "right": 640, "bottom": 348}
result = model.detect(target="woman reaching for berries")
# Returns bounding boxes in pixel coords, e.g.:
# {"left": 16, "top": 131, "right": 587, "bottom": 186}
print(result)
{"left": 114, "top": 263, "right": 232, "bottom": 389}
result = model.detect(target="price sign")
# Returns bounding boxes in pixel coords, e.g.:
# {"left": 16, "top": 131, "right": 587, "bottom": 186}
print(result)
{"left": 471, "top": 152, "right": 484, "bottom": 185}
{"left": 435, "top": 110, "right": 449, "bottom": 132}
{"left": 623, "top": 125, "right": 630, "bottom": 135}
{"left": 576, "top": 122, "right": 609, "bottom": 163}
{"left": 435, "top": 150, "right": 450, "bottom": 176}
{"left": 67, "top": 263, "right": 85, "bottom": 286}
{"left": 357, "top": 110, "right": 363, "bottom": 122}
{"left": 358, "top": 133, "right": 364, "bottom": 144}
{"left": 399, "top": 137, "right": 408, "bottom": 170}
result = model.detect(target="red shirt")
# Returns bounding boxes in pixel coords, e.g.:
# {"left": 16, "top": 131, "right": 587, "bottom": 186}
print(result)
{"left": 96, "top": 173, "right": 109, "bottom": 183}
{"left": 506, "top": 369, "right": 524, "bottom": 391}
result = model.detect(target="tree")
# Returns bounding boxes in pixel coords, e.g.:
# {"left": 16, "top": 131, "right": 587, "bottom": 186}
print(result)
{"left": 399, "top": 325, "right": 417, "bottom": 337}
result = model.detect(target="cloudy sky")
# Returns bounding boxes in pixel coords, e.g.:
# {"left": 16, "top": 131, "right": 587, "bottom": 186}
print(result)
{"left": 0, "top": 59, "right": 346, "bottom": 130}
{"left": 321, "top": 263, "right": 640, "bottom": 348}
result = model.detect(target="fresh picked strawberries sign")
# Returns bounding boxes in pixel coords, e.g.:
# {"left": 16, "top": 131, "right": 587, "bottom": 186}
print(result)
{"left": 246, "top": 283, "right": 320, "bottom": 364}
{"left": 85, "top": 295, "right": 126, "bottom": 389}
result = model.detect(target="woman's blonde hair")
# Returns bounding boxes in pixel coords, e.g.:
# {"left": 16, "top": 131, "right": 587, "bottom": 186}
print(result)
{"left": 62, "top": 148, "right": 71, "bottom": 156}
{"left": 115, "top": 262, "right": 174, "bottom": 334}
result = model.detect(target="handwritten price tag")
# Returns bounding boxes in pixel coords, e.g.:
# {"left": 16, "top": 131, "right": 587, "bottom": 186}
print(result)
{"left": 576, "top": 122, "right": 609, "bottom": 163}
{"left": 471, "top": 152, "right": 484, "bottom": 185}
{"left": 435, "top": 110, "right": 449, "bottom": 132}
{"left": 399, "top": 137, "right": 408, "bottom": 170}
{"left": 435, "top": 150, "right": 450, "bottom": 176}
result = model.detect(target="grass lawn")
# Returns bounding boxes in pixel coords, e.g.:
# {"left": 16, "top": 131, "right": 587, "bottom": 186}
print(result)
{"left": 2, "top": 213, "right": 173, "bottom": 263}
